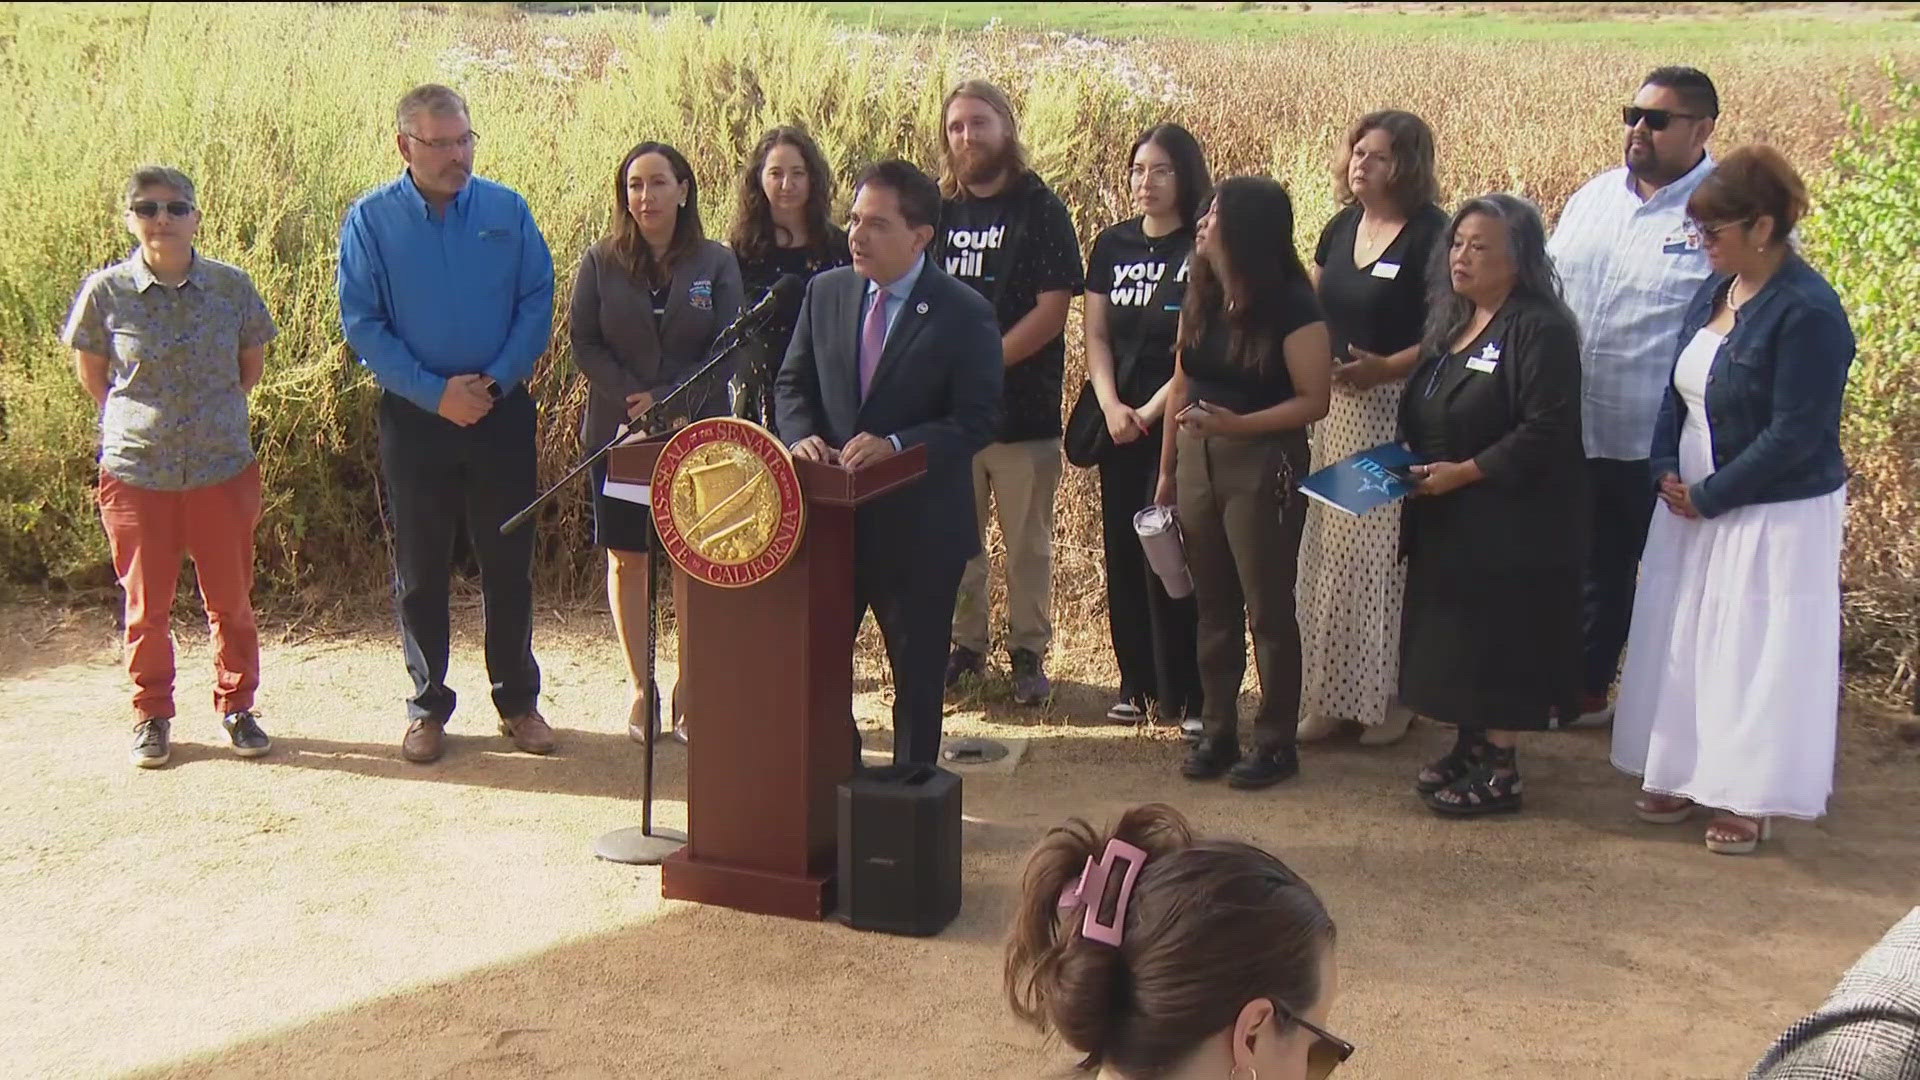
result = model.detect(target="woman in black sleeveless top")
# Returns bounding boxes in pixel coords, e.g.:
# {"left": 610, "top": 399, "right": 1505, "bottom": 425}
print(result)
{"left": 1154, "top": 176, "right": 1333, "bottom": 790}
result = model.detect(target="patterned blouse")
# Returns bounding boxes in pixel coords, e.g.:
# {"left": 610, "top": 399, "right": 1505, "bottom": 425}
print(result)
{"left": 61, "top": 252, "right": 276, "bottom": 490}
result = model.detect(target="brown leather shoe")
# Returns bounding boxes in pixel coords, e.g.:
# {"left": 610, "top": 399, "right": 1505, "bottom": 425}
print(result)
{"left": 499, "top": 709, "right": 555, "bottom": 755}
{"left": 402, "top": 718, "right": 445, "bottom": 764}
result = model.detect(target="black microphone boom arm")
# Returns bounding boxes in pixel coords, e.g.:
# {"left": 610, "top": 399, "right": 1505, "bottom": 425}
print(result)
{"left": 498, "top": 274, "right": 805, "bottom": 536}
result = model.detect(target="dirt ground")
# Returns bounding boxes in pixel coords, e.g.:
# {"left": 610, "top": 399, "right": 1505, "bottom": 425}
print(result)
{"left": 2, "top": 598, "right": 1916, "bottom": 1080}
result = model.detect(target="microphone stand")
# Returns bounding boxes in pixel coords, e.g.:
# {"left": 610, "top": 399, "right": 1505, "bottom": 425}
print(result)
{"left": 554, "top": 290, "right": 790, "bottom": 866}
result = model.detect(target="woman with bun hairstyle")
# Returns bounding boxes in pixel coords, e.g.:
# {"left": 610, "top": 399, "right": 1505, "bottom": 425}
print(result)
{"left": 1005, "top": 803, "right": 1354, "bottom": 1079}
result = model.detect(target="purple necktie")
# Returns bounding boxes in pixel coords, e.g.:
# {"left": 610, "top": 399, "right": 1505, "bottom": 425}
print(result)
{"left": 859, "top": 285, "right": 890, "bottom": 401}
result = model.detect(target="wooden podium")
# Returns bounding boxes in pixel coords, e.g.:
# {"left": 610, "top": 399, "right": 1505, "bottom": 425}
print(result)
{"left": 606, "top": 436, "right": 927, "bottom": 920}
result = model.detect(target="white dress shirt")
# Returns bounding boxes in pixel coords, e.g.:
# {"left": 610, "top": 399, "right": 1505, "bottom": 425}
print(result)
{"left": 1547, "top": 153, "right": 1715, "bottom": 461}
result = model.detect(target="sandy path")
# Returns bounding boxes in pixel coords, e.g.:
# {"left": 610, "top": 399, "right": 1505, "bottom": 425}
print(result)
{"left": 2, "top": 602, "right": 1914, "bottom": 1079}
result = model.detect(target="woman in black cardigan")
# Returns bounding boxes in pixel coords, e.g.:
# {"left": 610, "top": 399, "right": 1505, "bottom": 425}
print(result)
{"left": 1398, "top": 193, "right": 1587, "bottom": 817}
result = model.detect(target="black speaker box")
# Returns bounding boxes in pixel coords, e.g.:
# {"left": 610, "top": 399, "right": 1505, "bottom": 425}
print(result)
{"left": 836, "top": 764, "right": 962, "bottom": 936}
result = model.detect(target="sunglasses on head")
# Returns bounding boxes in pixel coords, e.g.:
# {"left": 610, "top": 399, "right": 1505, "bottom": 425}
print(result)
{"left": 130, "top": 200, "right": 195, "bottom": 219}
{"left": 1622, "top": 106, "right": 1704, "bottom": 132}
{"left": 1272, "top": 999, "right": 1356, "bottom": 1080}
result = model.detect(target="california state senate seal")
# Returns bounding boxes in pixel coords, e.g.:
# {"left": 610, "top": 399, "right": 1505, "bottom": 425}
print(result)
{"left": 651, "top": 418, "right": 806, "bottom": 589}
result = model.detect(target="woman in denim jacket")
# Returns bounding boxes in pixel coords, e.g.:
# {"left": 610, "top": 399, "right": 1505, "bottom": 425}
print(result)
{"left": 1610, "top": 146, "right": 1855, "bottom": 855}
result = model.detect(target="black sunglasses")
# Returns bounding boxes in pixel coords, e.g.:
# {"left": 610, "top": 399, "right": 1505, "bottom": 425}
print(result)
{"left": 1696, "top": 219, "right": 1752, "bottom": 243}
{"left": 1272, "top": 999, "right": 1356, "bottom": 1079}
{"left": 130, "top": 200, "right": 195, "bottom": 219}
{"left": 1622, "top": 106, "right": 1705, "bottom": 132}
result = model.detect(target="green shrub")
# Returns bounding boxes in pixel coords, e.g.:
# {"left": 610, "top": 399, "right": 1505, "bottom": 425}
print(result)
{"left": 1805, "top": 64, "right": 1920, "bottom": 697}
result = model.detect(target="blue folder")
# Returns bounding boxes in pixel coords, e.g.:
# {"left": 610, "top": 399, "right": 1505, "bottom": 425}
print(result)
{"left": 1298, "top": 442, "right": 1426, "bottom": 517}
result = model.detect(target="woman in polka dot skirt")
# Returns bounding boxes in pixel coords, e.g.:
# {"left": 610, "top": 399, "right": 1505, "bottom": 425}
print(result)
{"left": 1297, "top": 111, "right": 1449, "bottom": 747}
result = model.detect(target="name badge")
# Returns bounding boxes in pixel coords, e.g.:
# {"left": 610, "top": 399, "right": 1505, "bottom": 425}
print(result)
{"left": 689, "top": 279, "right": 714, "bottom": 311}
{"left": 1370, "top": 261, "right": 1402, "bottom": 280}
{"left": 1661, "top": 227, "right": 1701, "bottom": 255}
{"left": 1466, "top": 341, "right": 1501, "bottom": 374}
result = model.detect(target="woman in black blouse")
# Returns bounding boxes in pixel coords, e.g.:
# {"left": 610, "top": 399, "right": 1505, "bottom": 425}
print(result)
{"left": 1399, "top": 193, "right": 1586, "bottom": 816}
{"left": 727, "top": 126, "right": 850, "bottom": 433}
{"left": 1155, "top": 177, "right": 1333, "bottom": 789}
{"left": 1083, "top": 123, "right": 1210, "bottom": 733}
{"left": 1297, "top": 110, "right": 1448, "bottom": 749}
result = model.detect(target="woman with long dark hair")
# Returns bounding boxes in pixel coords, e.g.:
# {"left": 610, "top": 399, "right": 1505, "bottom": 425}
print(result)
{"left": 1297, "top": 110, "right": 1448, "bottom": 749}
{"left": 1153, "top": 177, "right": 1333, "bottom": 790}
{"left": 727, "top": 126, "right": 849, "bottom": 431}
{"left": 1081, "top": 123, "right": 1209, "bottom": 734}
{"left": 570, "top": 141, "right": 743, "bottom": 742}
{"left": 1004, "top": 803, "right": 1353, "bottom": 1079}
{"left": 1399, "top": 193, "right": 1586, "bottom": 816}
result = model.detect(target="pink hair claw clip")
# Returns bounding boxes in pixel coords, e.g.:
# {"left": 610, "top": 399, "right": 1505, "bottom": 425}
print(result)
{"left": 1057, "top": 837, "right": 1148, "bottom": 946}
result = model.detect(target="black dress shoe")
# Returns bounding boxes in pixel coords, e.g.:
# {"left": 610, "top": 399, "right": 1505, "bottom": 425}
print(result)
{"left": 1227, "top": 745, "right": 1300, "bottom": 790}
{"left": 1181, "top": 738, "right": 1240, "bottom": 780}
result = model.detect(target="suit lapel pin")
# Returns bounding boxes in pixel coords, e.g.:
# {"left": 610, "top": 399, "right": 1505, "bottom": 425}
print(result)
{"left": 916, "top": 301, "right": 929, "bottom": 315}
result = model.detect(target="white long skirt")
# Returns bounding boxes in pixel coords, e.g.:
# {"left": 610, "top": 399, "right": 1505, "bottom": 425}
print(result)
{"left": 1610, "top": 340, "right": 1845, "bottom": 820}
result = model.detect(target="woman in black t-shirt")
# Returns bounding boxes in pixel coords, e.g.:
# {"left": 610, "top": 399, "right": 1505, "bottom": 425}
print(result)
{"left": 1154, "top": 176, "right": 1333, "bottom": 789}
{"left": 1083, "top": 123, "right": 1210, "bottom": 733}
{"left": 1298, "top": 110, "right": 1449, "bottom": 749}
{"left": 727, "top": 126, "right": 850, "bottom": 434}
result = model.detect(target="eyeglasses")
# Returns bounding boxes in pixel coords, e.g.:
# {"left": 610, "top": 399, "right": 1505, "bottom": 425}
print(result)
{"left": 1695, "top": 219, "right": 1751, "bottom": 243}
{"left": 1622, "top": 106, "right": 1704, "bottom": 131}
{"left": 404, "top": 129, "right": 479, "bottom": 152}
{"left": 129, "top": 200, "right": 195, "bottom": 219}
{"left": 1128, "top": 164, "right": 1177, "bottom": 184}
{"left": 1272, "top": 999, "right": 1356, "bottom": 1080}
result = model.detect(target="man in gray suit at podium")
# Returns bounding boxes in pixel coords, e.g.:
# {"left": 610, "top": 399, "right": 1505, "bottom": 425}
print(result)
{"left": 775, "top": 159, "right": 1003, "bottom": 765}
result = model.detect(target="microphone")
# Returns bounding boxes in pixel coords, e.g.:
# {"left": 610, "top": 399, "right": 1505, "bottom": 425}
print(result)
{"left": 498, "top": 274, "right": 808, "bottom": 535}
{"left": 638, "top": 273, "right": 805, "bottom": 424}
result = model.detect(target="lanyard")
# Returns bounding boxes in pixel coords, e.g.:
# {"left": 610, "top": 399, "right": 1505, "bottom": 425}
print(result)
{"left": 1422, "top": 352, "right": 1454, "bottom": 400}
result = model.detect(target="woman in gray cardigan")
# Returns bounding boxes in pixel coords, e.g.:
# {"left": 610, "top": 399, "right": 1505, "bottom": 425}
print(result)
{"left": 570, "top": 141, "right": 743, "bottom": 741}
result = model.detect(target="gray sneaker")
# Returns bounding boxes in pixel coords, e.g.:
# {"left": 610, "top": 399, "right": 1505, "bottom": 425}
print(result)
{"left": 222, "top": 710, "right": 271, "bottom": 758}
{"left": 131, "top": 717, "right": 171, "bottom": 769}
{"left": 1010, "top": 649, "right": 1051, "bottom": 707}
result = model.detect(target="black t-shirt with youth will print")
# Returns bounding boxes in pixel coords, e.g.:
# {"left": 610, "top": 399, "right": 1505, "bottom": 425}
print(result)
{"left": 940, "top": 171, "right": 1084, "bottom": 443}
{"left": 1085, "top": 217, "right": 1193, "bottom": 406}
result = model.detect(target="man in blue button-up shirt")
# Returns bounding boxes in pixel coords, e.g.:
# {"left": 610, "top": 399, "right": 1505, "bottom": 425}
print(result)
{"left": 1547, "top": 66, "right": 1718, "bottom": 728}
{"left": 337, "top": 84, "right": 556, "bottom": 765}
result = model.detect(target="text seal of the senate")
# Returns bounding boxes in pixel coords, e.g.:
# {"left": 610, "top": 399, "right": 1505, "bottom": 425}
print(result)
{"left": 651, "top": 418, "right": 806, "bottom": 589}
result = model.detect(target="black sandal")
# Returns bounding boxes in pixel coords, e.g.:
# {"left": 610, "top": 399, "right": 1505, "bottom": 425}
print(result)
{"left": 1414, "top": 728, "right": 1487, "bottom": 794}
{"left": 1425, "top": 746, "right": 1523, "bottom": 817}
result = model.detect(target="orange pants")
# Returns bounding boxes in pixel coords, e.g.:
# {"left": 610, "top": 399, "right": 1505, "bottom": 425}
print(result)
{"left": 98, "top": 463, "right": 262, "bottom": 722}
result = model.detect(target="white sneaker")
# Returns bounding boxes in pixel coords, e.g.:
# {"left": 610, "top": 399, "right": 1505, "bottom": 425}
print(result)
{"left": 1297, "top": 713, "right": 1344, "bottom": 743}
{"left": 1358, "top": 705, "right": 1414, "bottom": 747}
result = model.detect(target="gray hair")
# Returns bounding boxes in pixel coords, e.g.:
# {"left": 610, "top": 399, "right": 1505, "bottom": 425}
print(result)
{"left": 123, "top": 165, "right": 195, "bottom": 208}
{"left": 1422, "top": 193, "right": 1578, "bottom": 358}
{"left": 396, "top": 83, "right": 469, "bottom": 135}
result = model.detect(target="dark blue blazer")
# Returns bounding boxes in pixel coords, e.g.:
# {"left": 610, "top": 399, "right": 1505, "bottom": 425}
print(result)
{"left": 1650, "top": 254, "right": 1854, "bottom": 519}
{"left": 773, "top": 259, "right": 1003, "bottom": 581}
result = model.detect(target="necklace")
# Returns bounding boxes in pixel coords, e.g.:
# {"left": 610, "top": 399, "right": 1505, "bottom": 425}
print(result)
{"left": 1728, "top": 276, "right": 1751, "bottom": 313}
{"left": 1357, "top": 211, "right": 1400, "bottom": 260}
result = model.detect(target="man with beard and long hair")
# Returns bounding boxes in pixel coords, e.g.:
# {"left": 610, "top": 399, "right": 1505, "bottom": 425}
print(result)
{"left": 1546, "top": 66, "right": 1718, "bottom": 730}
{"left": 937, "top": 79, "right": 1085, "bottom": 707}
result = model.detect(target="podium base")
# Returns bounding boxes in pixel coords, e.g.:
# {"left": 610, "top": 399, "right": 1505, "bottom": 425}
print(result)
{"left": 662, "top": 849, "right": 834, "bottom": 920}
{"left": 593, "top": 826, "right": 688, "bottom": 865}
